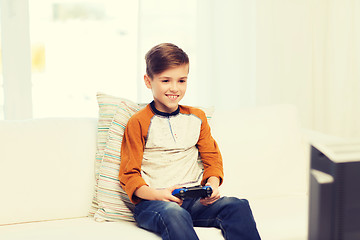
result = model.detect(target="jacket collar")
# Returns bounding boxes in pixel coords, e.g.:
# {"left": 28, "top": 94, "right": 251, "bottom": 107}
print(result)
{"left": 150, "top": 101, "right": 180, "bottom": 117}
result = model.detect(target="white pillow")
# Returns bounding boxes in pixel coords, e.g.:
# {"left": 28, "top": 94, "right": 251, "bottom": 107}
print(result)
{"left": 94, "top": 100, "right": 143, "bottom": 222}
{"left": 89, "top": 92, "right": 141, "bottom": 217}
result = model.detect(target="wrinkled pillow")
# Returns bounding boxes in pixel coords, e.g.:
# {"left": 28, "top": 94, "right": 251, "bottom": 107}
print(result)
{"left": 89, "top": 92, "right": 140, "bottom": 217}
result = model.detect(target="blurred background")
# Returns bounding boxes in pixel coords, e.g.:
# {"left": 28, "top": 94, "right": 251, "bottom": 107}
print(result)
{"left": 0, "top": 0, "right": 359, "bottom": 138}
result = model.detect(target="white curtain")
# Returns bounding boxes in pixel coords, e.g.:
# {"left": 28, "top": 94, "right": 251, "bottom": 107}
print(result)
{"left": 197, "top": 0, "right": 314, "bottom": 125}
{"left": 255, "top": 0, "right": 313, "bottom": 129}
{"left": 312, "top": 0, "right": 360, "bottom": 137}
{"left": 196, "top": 0, "right": 257, "bottom": 110}
{"left": 197, "top": 0, "right": 360, "bottom": 137}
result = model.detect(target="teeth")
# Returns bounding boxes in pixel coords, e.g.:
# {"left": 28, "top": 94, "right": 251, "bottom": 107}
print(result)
{"left": 168, "top": 95, "right": 178, "bottom": 99}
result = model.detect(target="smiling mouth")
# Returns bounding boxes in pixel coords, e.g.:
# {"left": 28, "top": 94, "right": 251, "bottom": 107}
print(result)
{"left": 166, "top": 94, "right": 179, "bottom": 100}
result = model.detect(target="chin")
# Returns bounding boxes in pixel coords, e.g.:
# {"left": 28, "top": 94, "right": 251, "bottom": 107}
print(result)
{"left": 166, "top": 104, "right": 178, "bottom": 111}
{"left": 164, "top": 102, "right": 179, "bottom": 111}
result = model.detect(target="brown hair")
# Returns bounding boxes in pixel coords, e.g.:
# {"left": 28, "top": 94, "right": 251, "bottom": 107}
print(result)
{"left": 145, "top": 43, "right": 189, "bottom": 79}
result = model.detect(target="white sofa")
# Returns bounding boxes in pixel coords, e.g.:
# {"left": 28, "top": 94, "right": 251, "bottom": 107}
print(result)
{"left": 0, "top": 104, "right": 310, "bottom": 240}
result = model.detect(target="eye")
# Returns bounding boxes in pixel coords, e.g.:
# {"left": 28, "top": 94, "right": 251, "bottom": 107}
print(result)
{"left": 161, "top": 80, "right": 169, "bottom": 83}
{"left": 179, "top": 79, "right": 187, "bottom": 83}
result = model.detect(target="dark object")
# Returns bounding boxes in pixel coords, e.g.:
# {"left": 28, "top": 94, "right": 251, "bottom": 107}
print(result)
{"left": 309, "top": 141, "right": 360, "bottom": 240}
{"left": 172, "top": 186, "right": 213, "bottom": 200}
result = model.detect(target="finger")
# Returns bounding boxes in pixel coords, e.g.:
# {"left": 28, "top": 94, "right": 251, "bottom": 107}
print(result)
{"left": 200, "top": 198, "right": 209, "bottom": 206}
{"left": 201, "top": 196, "right": 214, "bottom": 204}
{"left": 169, "top": 185, "right": 181, "bottom": 193}
{"left": 203, "top": 199, "right": 216, "bottom": 206}
{"left": 210, "top": 194, "right": 220, "bottom": 202}
{"left": 201, "top": 195, "right": 219, "bottom": 206}
{"left": 210, "top": 189, "right": 220, "bottom": 199}
{"left": 169, "top": 195, "right": 182, "bottom": 204}
{"left": 211, "top": 192, "right": 220, "bottom": 199}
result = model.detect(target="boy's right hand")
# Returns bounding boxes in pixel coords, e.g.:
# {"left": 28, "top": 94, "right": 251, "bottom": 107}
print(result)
{"left": 134, "top": 185, "right": 183, "bottom": 206}
{"left": 155, "top": 185, "right": 183, "bottom": 206}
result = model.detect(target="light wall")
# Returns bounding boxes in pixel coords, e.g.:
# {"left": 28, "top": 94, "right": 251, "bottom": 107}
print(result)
{"left": 256, "top": 0, "right": 313, "bottom": 128}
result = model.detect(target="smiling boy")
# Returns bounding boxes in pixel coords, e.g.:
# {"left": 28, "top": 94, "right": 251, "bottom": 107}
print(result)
{"left": 119, "top": 43, "right": 260, "bottom": 240}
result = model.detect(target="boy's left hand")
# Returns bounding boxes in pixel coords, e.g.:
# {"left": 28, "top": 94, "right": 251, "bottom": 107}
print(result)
{"left": 200, "top": 178, "right": 220, "bottom": 206}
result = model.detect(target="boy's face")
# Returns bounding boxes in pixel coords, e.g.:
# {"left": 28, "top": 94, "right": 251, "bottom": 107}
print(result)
{"left": 144, "top": 64, "right": 188, "bottom": 113}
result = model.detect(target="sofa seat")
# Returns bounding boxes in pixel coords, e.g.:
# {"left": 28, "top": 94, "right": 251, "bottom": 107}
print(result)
{"left": 0, "top": 217, "right": 223, "bottom": 240}
{"left": 0, "top": 195, "right": 308, "bottom": 240}
{"left": 0, "top": 195, "right": 307, "bottom": 240}
{"left": 250, "top": 195, "right": 308, "bottom": 240}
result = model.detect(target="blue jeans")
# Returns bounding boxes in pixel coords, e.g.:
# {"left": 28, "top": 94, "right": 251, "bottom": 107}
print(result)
{"left": 133, "top": 197, "right": 261, "bottom": 240}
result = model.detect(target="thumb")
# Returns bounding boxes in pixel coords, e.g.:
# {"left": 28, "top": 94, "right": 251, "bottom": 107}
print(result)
{"left": 169, "top": 185, "right": 181, "bottom": 192}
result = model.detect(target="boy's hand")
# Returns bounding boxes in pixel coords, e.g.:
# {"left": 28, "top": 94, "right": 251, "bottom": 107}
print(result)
{"left": 155, "top": 185, "right": 183, "bottom": 206}
{"left": 200, "top": 177, "right": 220, "bottom": 206}
{"left": 134, "top": 185, "right": 183, "bottom": 206}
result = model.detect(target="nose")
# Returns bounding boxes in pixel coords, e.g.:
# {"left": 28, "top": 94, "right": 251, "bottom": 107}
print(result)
{"left": 170, "top": 82, "right": 178, "bottom": 92}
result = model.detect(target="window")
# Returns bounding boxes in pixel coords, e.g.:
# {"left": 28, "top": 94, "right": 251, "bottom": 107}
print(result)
{"left": 29, "top": 0, "right": 139, "bottom": 118}
{"left": 2, "top": 0, "right": 200, "bottom": 119}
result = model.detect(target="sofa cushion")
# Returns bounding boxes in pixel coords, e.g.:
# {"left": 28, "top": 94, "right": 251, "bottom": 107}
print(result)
{"left": 0, "top": 118, "right": 97, "bottom": 225}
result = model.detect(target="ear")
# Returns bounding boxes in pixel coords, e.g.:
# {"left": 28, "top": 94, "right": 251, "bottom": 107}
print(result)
{"left": 144, "top": 74, "right": 152, "bottom": 89}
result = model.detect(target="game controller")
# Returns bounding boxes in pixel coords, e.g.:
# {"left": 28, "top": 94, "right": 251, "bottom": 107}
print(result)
{"left": 172, "top": 185, "right": 213, "bottom": 200}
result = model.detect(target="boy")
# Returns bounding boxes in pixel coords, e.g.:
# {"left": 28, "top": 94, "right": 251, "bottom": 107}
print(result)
{"left": 119, "top": 43, "right": 260, "bottom": 240}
